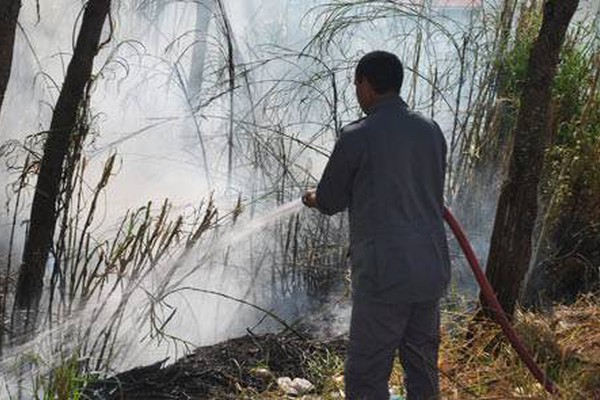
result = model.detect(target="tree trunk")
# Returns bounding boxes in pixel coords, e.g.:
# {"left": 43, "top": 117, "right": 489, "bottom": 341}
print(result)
{"left": 188, "top": 0, "right": 214, "bottom": 96}
{"left": 482, "top": 0, "right": 579, "bottom": 318}
{"left": 13, "top": 0, "right": 111, "bottom": 315}
{"left": 0, "top": 0, "right": 21, "bottom": 116}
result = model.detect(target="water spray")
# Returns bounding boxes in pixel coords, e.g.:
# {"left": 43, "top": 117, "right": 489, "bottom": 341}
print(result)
{"left": 443, "top": 206, "right": 558, "bottom": 396}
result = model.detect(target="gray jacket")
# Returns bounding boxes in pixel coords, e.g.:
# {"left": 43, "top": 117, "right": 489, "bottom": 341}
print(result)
{"left": 316, "top": 96, "right": 450, "bottom": 304}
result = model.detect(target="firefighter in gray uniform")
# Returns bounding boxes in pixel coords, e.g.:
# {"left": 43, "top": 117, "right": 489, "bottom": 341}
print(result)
{"left": 303, "top": 51, "right": 450, "bottom": 400}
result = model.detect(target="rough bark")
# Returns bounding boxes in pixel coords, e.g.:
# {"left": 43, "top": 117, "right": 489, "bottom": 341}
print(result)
{"left": 13, "top": 0, "right": 111, "bottom": 314}
{"left": 482, "top": 0, "right": 579, "bottom": 318}
{"left": 0, "top": 0, "right": 21, "bottom": 116}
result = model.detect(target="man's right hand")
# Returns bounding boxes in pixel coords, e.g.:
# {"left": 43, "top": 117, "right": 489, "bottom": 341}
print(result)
{"left": 302, "top": 188, "right": 318, "bottom": 208}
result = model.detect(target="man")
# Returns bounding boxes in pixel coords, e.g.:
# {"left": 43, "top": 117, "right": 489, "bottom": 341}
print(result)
{"left": 302, "top": 51, "right": 450, "bottom": 400}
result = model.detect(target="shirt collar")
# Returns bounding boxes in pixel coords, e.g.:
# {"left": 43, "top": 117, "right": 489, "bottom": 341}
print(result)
{"left": 366, "top": 95, "right": 408, "bottom": 115}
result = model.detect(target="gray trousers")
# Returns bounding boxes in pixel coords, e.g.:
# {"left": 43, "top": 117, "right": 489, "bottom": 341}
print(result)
{"left": 344, "top": 299, "right": 440, "bottom": 400}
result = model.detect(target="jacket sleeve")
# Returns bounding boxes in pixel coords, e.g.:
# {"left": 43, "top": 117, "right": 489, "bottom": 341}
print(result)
{"left": 316, "top": 135, "right": 355, "bottom": 215}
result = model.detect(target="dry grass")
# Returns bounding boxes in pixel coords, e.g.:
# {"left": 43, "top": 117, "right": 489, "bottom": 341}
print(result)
{"left": 437, "top": 296, "right": 600, "bottom": 400}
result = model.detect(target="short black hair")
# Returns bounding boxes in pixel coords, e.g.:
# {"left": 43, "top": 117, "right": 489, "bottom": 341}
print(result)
{"left": 355, "top": 51, "right": 404, "bottom": 94}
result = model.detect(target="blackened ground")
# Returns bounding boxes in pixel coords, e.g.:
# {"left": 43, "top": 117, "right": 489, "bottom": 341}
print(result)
{"left": 84, "top": 330, "right": 347, "bottom": 399}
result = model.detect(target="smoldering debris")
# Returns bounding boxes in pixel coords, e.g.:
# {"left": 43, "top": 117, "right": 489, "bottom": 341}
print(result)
{"left": 84, "top": 330, "right": 346, "bottom": 399}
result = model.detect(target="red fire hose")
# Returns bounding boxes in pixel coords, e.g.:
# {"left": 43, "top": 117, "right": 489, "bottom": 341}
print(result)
{"left": 443, "top": 206, "right": 559, "bottom": 396}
